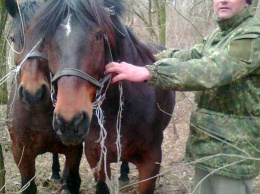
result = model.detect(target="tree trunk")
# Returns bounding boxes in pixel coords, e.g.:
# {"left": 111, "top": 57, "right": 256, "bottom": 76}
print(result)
{"left": 0, "top": 144, "right": 4, "bottom": 194}
{"left": 0, "top": 0, "right": 8, "bottom": 105}
{"left": 158, "top": 0, "right": 166, "bottom": 46}
{"left": 0, "top": 1, "right": 7, "bottom": 193}
{"left": 153, "top": 0, "right": 166, "bottom": 46}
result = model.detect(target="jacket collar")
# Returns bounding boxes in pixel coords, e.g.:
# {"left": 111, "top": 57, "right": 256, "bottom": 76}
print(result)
{"left": 216, "top": 7, "right": 254, "bottom": 32}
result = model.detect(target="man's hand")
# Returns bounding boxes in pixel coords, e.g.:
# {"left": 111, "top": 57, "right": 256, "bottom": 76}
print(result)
{"left": 104, "top": 61, "right": 150, "bottom": 83}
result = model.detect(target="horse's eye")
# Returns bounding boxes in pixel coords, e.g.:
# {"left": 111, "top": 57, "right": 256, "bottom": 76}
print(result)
{"left": 95, "top": 33, "right": 103, "bottom": 42}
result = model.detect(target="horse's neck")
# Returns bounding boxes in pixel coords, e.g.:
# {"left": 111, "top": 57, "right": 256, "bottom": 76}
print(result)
{"left": 117, "top": 38, "right": 153, "bottom": 66}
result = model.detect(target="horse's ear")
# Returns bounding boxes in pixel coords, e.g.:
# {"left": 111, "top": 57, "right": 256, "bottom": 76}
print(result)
{"left": 4, "top": 0, "right": 19, "bottom": 18}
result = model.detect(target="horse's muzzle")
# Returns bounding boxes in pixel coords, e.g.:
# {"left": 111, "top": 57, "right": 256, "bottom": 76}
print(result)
{"left": 18, "top": 84, "right": 50, "bottom": 109}
{"left": 52, "top": 111, "right": 89, "bottom": 145}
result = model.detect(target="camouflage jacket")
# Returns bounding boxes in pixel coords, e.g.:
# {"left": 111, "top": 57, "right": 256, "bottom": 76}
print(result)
{"left": 146, "top": 8, "right": 260, "bottom": 179}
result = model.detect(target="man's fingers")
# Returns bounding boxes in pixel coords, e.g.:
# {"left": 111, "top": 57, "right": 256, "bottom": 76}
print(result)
{"left": 105, "top": 67, "right": 115, "bottom": 75}
{"left": 105, "top": 63, "right": 121, "bottom": 75}
{"left": 111, "top": 74, "right": 125, "bottom": 84}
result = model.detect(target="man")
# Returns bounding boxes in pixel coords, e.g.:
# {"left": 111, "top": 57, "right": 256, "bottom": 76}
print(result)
{"left": 105, "top": 0, "right": 260, "bottom": 193}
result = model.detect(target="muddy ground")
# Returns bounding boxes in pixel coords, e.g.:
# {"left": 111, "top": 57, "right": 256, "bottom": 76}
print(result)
{"left": 0, "top": 92, "right": 259, "bottom": 194}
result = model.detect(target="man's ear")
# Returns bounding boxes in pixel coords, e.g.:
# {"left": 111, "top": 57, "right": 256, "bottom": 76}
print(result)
{"left": 4, "top": 0, "right": 19, "bottom": 18}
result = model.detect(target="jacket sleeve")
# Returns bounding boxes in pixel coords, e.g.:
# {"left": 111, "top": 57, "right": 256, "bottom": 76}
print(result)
{"left": 146, "top": 35, "right": 260, "bottom": 91}
{"left": 155, "top": 41, "right": 205, "bottom": 61}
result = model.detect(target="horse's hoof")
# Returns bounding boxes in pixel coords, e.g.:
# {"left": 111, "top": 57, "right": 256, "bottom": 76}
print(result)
{"left": 61, "top": 189, "right": 71, "bottom": 194}
{"left": 119, "top": 179, "right": 130, "bottom": 188}
{"left": 118, "top": 175, "right": 130, "bottom": 187}
{"left": 96, "top": 180, "right": 110, "bottom": 194}
{"left": 50, "top": 176, "right": 62, "bottom": 183}
{"left": 51, "top": 174, "right": 61, "bottom": 180}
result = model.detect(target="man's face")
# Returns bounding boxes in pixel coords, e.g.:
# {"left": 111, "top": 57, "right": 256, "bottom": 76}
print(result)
{"left": 214, "top": 0, "right": 249, "bottom": 20}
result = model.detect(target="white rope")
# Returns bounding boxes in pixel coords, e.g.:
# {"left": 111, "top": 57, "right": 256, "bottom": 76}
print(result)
{"left": 94, "top": 100, "right": 108, "bottom": 173}
{"left": 7, "top": 42, "right": 16, "bottom": 71}
{"left": 93, "top": 74, "right": 111, "bottom": 187}
{"left": 14, "top": 39, "right": 42, "bottom": 76}
{"left": 94, "top": 81, "right": 124, "bottom": 193}
{"left": 0, "top": 39, "right": 42, "bottom": 88}
{"left": 115, "top": 81, "right": 123, "bottom": 193}
{"left": 0, "top": 71, "right": 14, "bottom": 86}
{"left": 4, "top": 0, "right": 26, "bottom": 55}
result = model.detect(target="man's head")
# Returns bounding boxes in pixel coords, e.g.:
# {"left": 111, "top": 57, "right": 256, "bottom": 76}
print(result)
{"left": 214, "top": 0, "right": 250, "bottom": 20}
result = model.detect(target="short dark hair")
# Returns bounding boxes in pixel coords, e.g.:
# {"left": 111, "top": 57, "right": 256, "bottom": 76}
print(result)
{"left": 247, "top": 0, "right": 252, "bottom": 4}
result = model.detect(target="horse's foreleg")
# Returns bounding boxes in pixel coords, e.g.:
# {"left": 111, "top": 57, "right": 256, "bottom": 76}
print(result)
{"left": 96, "top": 163, "right": 111, "bottom": 194}
{"left": 63, "top": 145, "right": 83, "bottom": 194}
{"left": 51, "top": 153, "right": 61, "bottom": 180}
{"left": 135, "top": 149, "right": 162, "bottom": 194}
{"left": 119, "top": 161, "right": 130, "bottom": 182}
{"left": 12, "top": 144, "right": 37, "bottom": 194}
{"left": 85, "top": 149, "right": 110, "bottom": 194}
{"left": 61, "top": 165, "right": 68, "bottom": 185}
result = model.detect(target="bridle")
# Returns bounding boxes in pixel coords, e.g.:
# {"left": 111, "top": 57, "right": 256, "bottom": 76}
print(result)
{"left": 50, "top": 67, "right": 112, "bottom": 107}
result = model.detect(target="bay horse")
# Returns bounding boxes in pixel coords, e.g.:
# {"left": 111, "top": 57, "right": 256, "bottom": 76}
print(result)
{"left": 5, "top": 0, "right": 83, "bottom": 193}
{"left": 28, "top": 0, "right": 175, "bottom": 193}
{"left": 5, "top": 0, "right": 62, "bottom": 181}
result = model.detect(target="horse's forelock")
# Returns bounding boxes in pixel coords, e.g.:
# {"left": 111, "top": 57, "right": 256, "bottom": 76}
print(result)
{"left": 76, "top": 0, "right": 125, "bottom": 48}
{"left": 28, "top": 0, "right": 126, "bottom": 48}
{"left": 28, "top": 0, "right": 67, "bottom": 42}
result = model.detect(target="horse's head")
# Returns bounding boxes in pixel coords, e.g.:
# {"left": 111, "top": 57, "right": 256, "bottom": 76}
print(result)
{"left": 5, "top": 0, "right": 51, "bottom": 110}
{"left": 17, "top": 50, "right": 50, "bottom": 110}
{"left": 28, "top": 0, "right": 126, "bottom": 145}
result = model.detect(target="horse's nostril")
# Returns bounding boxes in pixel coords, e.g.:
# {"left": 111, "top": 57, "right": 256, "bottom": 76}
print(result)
{"left": 73, "top": 113, "right": 85, "bottom": 128}
{"left": 53, "top": 113, "right": 66, "bottom": 133}
{"left": 18, "top": 85, "right": 24, "bottom": 100}
{"left": 35, "top": 85, "right": 44, "bottom": 99}
{"left": 55, "top": 114, "right": 61, "bottom": 124}
{"left": 74, "top": 112, "right": 89, "bottom": 134}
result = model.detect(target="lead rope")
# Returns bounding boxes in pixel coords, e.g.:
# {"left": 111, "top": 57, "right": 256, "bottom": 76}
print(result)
{"left": 93, "top": 33, "right": 124, "bottom": 193}
{"left": 115, "top": 82, "right": 123, "bottom": 193}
